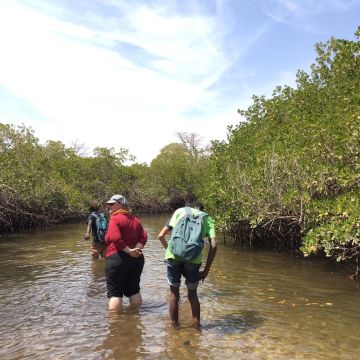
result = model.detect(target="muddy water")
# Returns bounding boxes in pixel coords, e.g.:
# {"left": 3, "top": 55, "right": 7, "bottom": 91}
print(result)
{"left": 0, "top": 214, "right": 359, "bottom": 359}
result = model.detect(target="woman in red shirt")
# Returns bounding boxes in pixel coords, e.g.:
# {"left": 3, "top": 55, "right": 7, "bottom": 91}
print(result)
{"left": 105, "top": 194, "right": 147, "bottom": 311}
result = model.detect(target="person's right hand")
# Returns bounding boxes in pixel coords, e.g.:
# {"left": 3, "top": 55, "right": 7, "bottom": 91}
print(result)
{"left": 84, "top": 234, "right": 90, "bottom": 240}
{"left": 129, "top": 248, "right": 143, "bottom": 257}
{"left": 198, "top": 270, "right": 209, "bottom": 282}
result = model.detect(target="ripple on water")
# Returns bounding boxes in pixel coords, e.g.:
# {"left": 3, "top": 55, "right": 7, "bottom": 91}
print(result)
{"left": 1, "top": 220, "right": 360, "bottom": 360}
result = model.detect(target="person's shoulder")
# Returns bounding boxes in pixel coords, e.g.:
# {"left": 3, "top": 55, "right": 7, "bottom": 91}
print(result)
{"left": 204, "top": 215, "right": 215, "bottom": 228}
{"left": 111, "top": 212, "right": 125, "bottom": 219}
{"left": 172, "top": 207, "right": 188, "bottom": 219}
{"left": 173, "top": 207, "right": 185, "bottom": 215}
{"left": 112, "top": 212, "right": 134, "bottom": 221}
{"left": 168, "top": 208, "right": 186, "bottom": 227}
{"left": 129, "top": 213, "right": 142, "bottom": 222}
{"left": 205, "top": 214, "right": 214, "bottom": 221}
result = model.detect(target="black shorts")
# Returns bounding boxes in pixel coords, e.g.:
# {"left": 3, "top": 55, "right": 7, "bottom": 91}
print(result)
{"left": 105, "top": 252, "right": 145, "bottom": 298}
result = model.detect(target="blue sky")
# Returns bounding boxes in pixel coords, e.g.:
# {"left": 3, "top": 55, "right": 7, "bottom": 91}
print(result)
{"left": 0, "top": 0, "right": 359, "bottom": 164}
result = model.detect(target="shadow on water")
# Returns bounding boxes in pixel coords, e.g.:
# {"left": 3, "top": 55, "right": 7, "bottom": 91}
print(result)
{"left": 202, "top": 310, "right": 264, "bottom": 335}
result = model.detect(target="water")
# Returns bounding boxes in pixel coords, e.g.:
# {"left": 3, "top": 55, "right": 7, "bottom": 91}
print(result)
{"left": 0, "top": 215, "right": 359, "bottom": 359}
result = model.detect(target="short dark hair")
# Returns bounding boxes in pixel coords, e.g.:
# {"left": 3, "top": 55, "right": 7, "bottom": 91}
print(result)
{"left": 89, "top": 201, "right": 100, "bottom": 212}
{"left": 187, "top": 201, "right": 204, "bottom": 211}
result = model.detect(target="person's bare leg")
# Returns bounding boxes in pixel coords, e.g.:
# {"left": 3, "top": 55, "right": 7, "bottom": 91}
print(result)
{"left": 129, "top": 293, "right": 142, "bottom": 307}
{"left": 108, "top": 297, "right": 122, "bottom": 311}
{"left": 188, "top": 288, "right": 200, "bottom": 328}
{"left": 169, "top": 286, "right": 180, "bottom": 327}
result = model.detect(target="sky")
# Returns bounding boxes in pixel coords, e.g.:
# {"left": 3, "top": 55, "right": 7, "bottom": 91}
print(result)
{"left": 0, "top": 0, "right": 359, "bottom": 164}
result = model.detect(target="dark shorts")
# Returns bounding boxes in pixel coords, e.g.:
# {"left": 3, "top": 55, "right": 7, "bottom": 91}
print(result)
{"left": 106, "top": 252, "right": 145, "bottom": 298}
{"left": 165, "top": 259, "right": 201, "bottom": 290}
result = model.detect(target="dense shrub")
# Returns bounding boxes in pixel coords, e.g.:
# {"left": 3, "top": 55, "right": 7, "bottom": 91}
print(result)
{"left": 205, "top": 29, "right": 360, "bottom": 275}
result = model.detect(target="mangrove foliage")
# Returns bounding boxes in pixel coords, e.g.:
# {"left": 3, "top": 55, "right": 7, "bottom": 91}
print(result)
{"left": 205, "top": 30, "right": 360, "bottom": 276}
{"left": 0, "top": 125, "right": 208, "bottom": 232}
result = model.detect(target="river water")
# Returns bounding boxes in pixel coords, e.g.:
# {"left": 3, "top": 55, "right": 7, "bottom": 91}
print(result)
{"left": 0, "top": 215, "right": 359, "bottom": 360}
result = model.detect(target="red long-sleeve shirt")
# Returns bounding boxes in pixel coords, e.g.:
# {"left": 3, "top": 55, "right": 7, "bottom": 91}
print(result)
{"left": 105, "top": 213, "right": 147, "bottom": 257}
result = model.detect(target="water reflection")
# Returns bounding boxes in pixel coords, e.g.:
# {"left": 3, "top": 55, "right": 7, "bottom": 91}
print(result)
{"left": 161, "top": 325, "right": 206, "bottom": 360}
{"left": 102, "top": 311, "right": 144, "bottom": 359}
{"left": 87, "top": 260, "right": 106, "bottom": 298}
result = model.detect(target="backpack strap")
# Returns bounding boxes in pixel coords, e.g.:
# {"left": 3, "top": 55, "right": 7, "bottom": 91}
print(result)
{"left": 184, "top": 207, "right": 208, "bottom": 219}
{"left": 99, "top": 212, "right": 107, "bottom": 220}
{"left": 184, "top": 207, "right": 192, "bottom": 217}
{"left": 90, "top": 211, "right": 99, "bottom": 220}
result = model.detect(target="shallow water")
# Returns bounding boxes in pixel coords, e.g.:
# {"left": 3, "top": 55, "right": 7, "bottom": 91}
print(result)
{"left": 0, "top": 215, "right": 359, "bottom": 359}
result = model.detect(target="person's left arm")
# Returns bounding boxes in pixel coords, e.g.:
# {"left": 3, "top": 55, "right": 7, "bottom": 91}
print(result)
{"left": 199, "top": 216, "right": 217, "bottom": 281}
{"left": 199, "top": 237, "right": 217, "bottom": 281}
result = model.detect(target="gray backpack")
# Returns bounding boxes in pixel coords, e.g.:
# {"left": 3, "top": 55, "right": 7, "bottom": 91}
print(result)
{"left": 169, "top": 207, "right": 207, "bottom": 261}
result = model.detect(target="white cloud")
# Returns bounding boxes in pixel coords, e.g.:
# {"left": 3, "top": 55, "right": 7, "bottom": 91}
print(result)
{"left": 3, "top": 0, "right": 352, "bottom": 164}
{"left": 0, "top": 0, "right": 241, "bottom": 163}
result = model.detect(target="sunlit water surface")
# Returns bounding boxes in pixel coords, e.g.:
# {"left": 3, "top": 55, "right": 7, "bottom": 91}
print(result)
{"left": 0, "top": 215, "right": 359, "bottom": 359}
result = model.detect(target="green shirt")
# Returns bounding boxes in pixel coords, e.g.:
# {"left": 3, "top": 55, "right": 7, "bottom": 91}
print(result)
{"left": 165, "top": 207, "right": 216, "bottom": 264}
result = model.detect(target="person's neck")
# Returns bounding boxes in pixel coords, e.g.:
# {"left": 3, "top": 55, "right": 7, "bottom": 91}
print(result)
{"left": 111, "top": 208, "right": 129, "bottom": 216}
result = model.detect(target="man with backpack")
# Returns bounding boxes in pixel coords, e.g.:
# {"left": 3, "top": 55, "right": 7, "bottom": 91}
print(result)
{"left": 158, "top": 201, "right": 217, "bottom": 328}
{"left": 84, "top": 201, "right": 108, "bottom": 259}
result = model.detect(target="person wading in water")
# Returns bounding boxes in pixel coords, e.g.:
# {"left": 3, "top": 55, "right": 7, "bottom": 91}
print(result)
{"left": 158, "top": 201, "right": 217, "bottom": 328}
{"left": 104, "top": 194, "right": 147, "bottom": 311}
{"left": 84, "top": 202, "right": 108, "bottom": 259}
